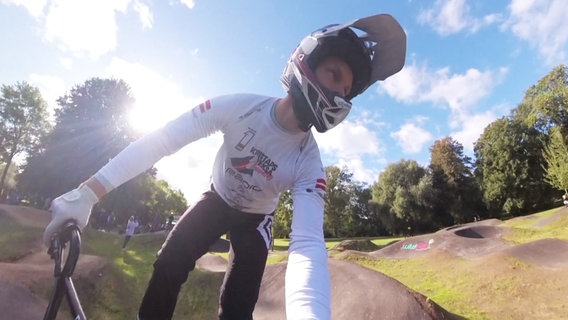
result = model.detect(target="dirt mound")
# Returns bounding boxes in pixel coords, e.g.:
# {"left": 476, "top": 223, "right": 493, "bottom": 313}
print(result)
{"left": 371, "top": 221, "right": 512, "bottom": 260}
{"left": 0, "top": 205, "right": 109, "bottom": 319}
{"left": 532, "top": 207, "right": 568, "bottom": 227}
{"left": 208, "top": 238, "right": 230, "bottom": 253}
{"left": 453, "top": 225, "right": 506, "bottom": 239}
{"left": 0, "top": 204, "right": 50, "bottom": 228}
{"left": 254, "top": 259, "right": 457, "bottom": 320}
{"left": 196, "top": 253, "right": 228, "bottom": 272}
{"left": 438, "top": 218, "right": 503, "bottom": 232}
{"left": 501, "top": 238, "right": 568, "bottom": 268}
{"left": 0, "top": 281, "right": 47, "bottom": 320}
{"left": 330, "top": 239, "right": 382, "bottom": 252}
{"left": 371, "top": 233, "right": 439, "bottom": 259}
{"left": 0, "top": 248, "right": 107, "bottom": 320}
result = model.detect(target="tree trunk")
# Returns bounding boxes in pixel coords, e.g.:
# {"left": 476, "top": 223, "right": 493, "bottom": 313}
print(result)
{"left": 0, "top": 153, "right": 15, "bottom": 203}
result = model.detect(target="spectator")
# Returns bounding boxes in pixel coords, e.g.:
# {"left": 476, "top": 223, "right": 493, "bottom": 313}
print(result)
{"left": 122, "top": 216, "right": 139, "bottom": 250}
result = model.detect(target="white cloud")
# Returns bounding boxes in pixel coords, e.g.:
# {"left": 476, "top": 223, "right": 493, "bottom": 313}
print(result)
{"left": 314, "top": 119, "right": 385, "bottom": 183}
{"left": 418, "top": 0, "right": 501, "bottom": 35}
{"left": 28, "top": 73, "right": 67, "bottom": 118}
{"left": 315, "top": 119, "right": 383, "bottom": 157}
{"left": 59, "top": 57, "right": 73, "bottom": 69}
{"left": 133, "top": 0, "right": 153, "bottom": 29}
{"left": 6, "top": 0, "right": 155, "bottom": 59}
{"left": 425, "top": 67, "right": 497, "bottom": 113}
{"left": 378, "top": 64, "right": 423, "bottom": 103}
{"left": 381, "top": 63, "right": 508, "bottom": 155}
{"left": 179, "top": 0, "right": 195, "bottom": 9}
{"left": 336, "top": 157, "right": 378, "bottom": 185}
{"left": 1, "top": 0, "right": 47, "bottom": 18}
{"left": 450, "top": 110, "right": 497, "bottom": 154}
{"left": 381, "top": 63, "right": 506, "bottom": 116}
{"left": 42, "top": 0, "right": 130, "bottom": 59}
{"left": 504, "top": 0, "right": 568, "bottom": 65}
{"left": 391, "top": 122, "right": 434, "bottom": 154}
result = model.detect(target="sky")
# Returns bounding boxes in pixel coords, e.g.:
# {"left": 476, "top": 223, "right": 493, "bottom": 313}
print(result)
{"left": 1, "top": 0, "right": 568, "bottom": 204}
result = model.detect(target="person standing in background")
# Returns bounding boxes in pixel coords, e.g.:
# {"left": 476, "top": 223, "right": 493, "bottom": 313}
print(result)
{"left": 122, "top": 216, "right": 139, "bottom": 250}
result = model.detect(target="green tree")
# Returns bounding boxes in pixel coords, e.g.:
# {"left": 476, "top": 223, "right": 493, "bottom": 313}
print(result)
{"left": 543, "top": 127, "right": 568, "bottom": 194}
{"left": 273, "top": 190, "right": 292, "bottom": 238}
{"left": 324, "top": 166, "right": 358, "bottom": 238}
{"left": 0, "top": 82, "right": 50, "bottom": 200}
{"left": 474, "top": 117, "right": 553, "bottom": 216}
{"left": 513, "top": 64, "right": 568, "bottom": 201}
{"left": 515, "top": 64, "right": 568, "bottom": 136}
{"left": 371, "top": 159, "right": 433, "bottom": 235}
{"left": 348, "top": 184, "right": 383, "bottom": 236}
{"left": 429, "top": 137, "right": 484, "bottom": 224}
{"left": 0, "top": 163, "right": 17, "bottom": 199}
{"left": 94, "top": 167, "right": 187, "bottom": 229}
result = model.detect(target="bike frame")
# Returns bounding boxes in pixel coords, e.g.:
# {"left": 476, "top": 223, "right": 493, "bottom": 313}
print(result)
{"left": 43, "top": 222, "right": 87, "bottom": 320}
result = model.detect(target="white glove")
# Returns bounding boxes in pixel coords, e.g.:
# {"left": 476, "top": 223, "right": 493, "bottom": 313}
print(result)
{"left": 43, "top": 184, "right": 99, "bottom": 246}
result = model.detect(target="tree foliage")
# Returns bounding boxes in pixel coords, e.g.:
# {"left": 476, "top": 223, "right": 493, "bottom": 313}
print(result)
{"left": 100, "top": 169, "right": 187, "bottom": 226}
{"left": 0, "top": 82, "right": 50, "bottom": 199}
{"left": 324, "top": 166, "right": 354, "bottom": 237}
{"left": 273, "top": 190, "right": 292, "bottom": 238}
{"left": 273, "top": 166, "right": 376, "bottom": 238}
{"left": 543, "top": 127, "right": 568, "bottom": 194}
{"left": 429, "top": 137, "right": 483, "bottom": 224}
{"left": 474, "top": 117, "right": 553, "bottom": 216}
{"left": 15, "top": 77, "right": 188, "bottom": 224}
{"left": 515, "top": 64, "right": 568, "bottom": 136}
{"left": 518, "top": 64, "right": 568, "bottom": 197}
{"left": 371, "top": 159, "right": 434, "bottom": 235}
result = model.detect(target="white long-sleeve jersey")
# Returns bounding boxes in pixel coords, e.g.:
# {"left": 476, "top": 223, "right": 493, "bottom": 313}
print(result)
{"left": 94, "top": 93, "right": 331, "bottom": 319}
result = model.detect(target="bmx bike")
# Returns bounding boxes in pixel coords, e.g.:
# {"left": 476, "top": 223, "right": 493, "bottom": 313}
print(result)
{"left": 43, "top": 221, "right": 87, "bottom": 320}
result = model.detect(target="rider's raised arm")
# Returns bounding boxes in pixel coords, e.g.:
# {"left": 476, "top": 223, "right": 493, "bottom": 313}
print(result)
{"left": 43, "top": 94, "right": 248, "bottom": 246}
{"left": 285, "top": 150, "right": 330, "bottom": 320}
{"left": 94, "top": 94, "right": 250, "bottom": 193}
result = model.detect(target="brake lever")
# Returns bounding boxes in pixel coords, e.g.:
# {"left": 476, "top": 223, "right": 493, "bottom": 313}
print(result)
{"left": 47, "top": 222, "right": 81, "bottom": 278}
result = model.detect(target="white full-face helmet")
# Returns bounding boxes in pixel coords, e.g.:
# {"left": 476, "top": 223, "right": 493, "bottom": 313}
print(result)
{"left": 281, "top": 14, "right": 406, "bottom": 132}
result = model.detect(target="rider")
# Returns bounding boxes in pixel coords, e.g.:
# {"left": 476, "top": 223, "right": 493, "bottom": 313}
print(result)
{"left": 43, "top": 14, "right": 406, "bottom": 320}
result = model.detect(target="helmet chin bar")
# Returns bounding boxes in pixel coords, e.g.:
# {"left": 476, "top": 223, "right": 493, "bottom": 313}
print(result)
{"left": 288, "top": 64, "right": 353, "bottom": 133}
{"left": 321, "top": 96, "right": 352, "bottom": 130}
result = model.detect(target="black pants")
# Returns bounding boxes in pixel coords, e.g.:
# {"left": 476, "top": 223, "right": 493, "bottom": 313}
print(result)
{"left": 122, "top": 235, "right": 132, "bottom": 248}
{"left": 138, "top": 188, "right": 274, "bottom": 320}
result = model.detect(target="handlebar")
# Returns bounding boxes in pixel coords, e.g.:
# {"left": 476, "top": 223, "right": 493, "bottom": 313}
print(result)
{"left": 43, "top": 221, "right": 86, "bottom": 320}
{"left": 48, "top": 221, "right": 81, "bottom": 277}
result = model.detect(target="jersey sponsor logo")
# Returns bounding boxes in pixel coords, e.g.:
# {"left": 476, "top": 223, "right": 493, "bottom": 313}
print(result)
{"left": 230, "top": 156, "right": 256, "bottom": 176}
{"left": 250, "top": 147, "right": 277, "bottom": 180}
{"left": 238, "top": 105, "right": 262, "bottom": 120}
{"left": 235, "top": 128, "right": 256, "bottom": 151}
{"left": 225, "top": 167, "right": 262, "bottom": 192}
